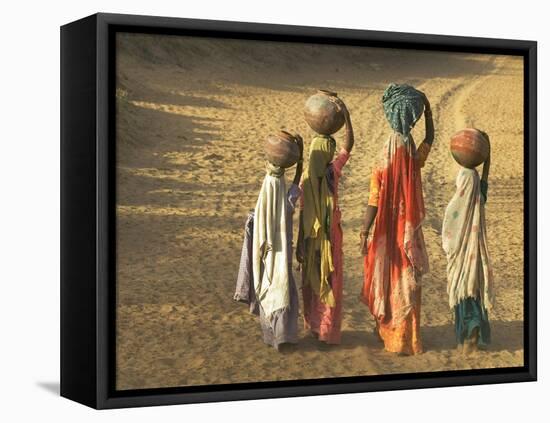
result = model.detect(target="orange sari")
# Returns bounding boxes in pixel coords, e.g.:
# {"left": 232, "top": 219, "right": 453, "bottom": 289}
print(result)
{"left": 361, "top": 133, "right": 430, "bottom": 355}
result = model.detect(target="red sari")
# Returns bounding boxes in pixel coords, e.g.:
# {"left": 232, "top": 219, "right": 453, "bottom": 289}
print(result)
{"left": 361, "top": 133, "right": 430, "bottom": 355}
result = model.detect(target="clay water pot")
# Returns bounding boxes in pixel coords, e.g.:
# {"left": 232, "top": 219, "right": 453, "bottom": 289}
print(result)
{"left": 264, "top": 130, "right": 301, "bottom": 168}
{"left": 450, "top": 128, "right": 490, "bottom": 168}
{"left": 304, "top": 90, "right": 346, "bottom": 135}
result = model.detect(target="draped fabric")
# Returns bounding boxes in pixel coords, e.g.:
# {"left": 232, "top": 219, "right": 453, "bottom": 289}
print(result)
{"left": 455, "top": 297, "right": 491, "bottom": 346}
{"left": 301, "top": 147, "right": 350, "bottom": 345}
{"left": 252, "top": 163, "right": 290, "bottom": 318}
{"left": 236, "top": 183, "right": 301, "bottom": 350}
{"left": 361, "top": 133, "right": 429, "bottom": 324}
{"left": 301, "top": 135, "right": 337, "bottom": 307}
{"left": 258, "top": 183, "right": 301, "bottom": 349}
{"left": 234, "top": 211, "right": 259, "bottom": 315}
{"left": 382, "top": 83, "right": 425, "bottom": 141}
{"left": 442, "top": 168, "right": 494, "bottom": 311}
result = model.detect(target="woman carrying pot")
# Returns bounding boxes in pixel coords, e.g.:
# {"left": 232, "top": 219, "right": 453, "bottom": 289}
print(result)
{"left": 360, "top": 83, "right": 433, "bottom": 355}
{"left": 298, "top": 91, "right": 355, "bottom": 345}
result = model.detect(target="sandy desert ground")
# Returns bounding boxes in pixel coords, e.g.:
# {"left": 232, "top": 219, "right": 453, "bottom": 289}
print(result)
{"left": 115, "top": 33, "right": 524, "bottom": 390}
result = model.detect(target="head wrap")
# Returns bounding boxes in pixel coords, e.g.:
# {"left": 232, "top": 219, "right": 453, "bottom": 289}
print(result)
{"left": 301, "top": 135, "right": 337, "bottom": 306}
{"left": 382, "top": 83, "right": 425, "bottom": 141}
{"left": 265, "top": 161, "right": 285, "bottom": 178}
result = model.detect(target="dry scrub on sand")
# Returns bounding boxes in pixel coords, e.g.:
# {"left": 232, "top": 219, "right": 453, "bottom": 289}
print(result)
{"left": 115, "top": 33, "right": 524, "bottom": 390}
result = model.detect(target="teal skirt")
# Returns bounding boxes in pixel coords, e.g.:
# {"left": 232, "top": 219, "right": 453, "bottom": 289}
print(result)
{"left": 454, "top": 297, "right": 491, "bottom": 345}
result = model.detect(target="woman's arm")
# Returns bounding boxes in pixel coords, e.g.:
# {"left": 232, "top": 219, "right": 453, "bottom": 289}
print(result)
{"left": 480, "top": 132, "right": 490, "bottom": 203}
{"left": 292, "top": 134, "right": 304, "bottom": 186}
{"left": 416, "top": 94, "right": 434, "bottom": 168}
{"left": 423, "top": 97, "right": 434, "bottom": 146}
{"left": 360, "top": 169, "right": 381, "bottom": 255}
{"left": 480, "top": 156, "right": 490, "bottom": 203}
{"left": 329, "top": 96, "right": 354, "bottom": 153}
{"left": 360, "top": 205, "right": 378, "bottom": 255}
{"left": 481, "top": 154, "right": 490, "bottom": 182}
{"left": 293, "top": 134, "right": 305, "bottom": 265}
{"left": 342, "top": 105, "right": 354, "bottom": 154}
{"left": 481, "top": 132, "right": 491, "bottom": 183}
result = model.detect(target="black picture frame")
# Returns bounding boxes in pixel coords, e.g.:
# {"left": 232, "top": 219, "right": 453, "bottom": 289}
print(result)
{"left": 60, "top": 12, "right": 537, "bottom": 409}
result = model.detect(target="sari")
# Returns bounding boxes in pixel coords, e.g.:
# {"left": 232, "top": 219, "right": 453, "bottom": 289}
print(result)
{"left": 442, "top": 167, "right": 494, "bottom": 346}
{"left": 253, "top": 163, "right": 290, "bottom": 318}
{"left": 243, "top": 163, "right": 300, "bottom": 350}
{"left": 361, "top": 83, "right": 430, "bottom": 355}
{"left": 234, "top": 185, "right": 301, "bottom": 349}
{"left": 301, "top": 135, "right": 350, "bottom": 344}
{"left": 361, "top": 132, "right": 429, "bottom": 355}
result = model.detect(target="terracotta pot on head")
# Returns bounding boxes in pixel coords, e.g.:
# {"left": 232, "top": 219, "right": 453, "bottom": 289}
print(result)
{"left": 450, "top": 128, "right": 490, "bottom": 168}
{"left": 304, "top": 89, "right": 345, "bottom": 135}
{"left": 264, "top": 130, "right": 301, "bottom": 168}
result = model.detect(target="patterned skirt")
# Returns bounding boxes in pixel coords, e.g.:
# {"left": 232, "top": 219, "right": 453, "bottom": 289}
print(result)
{"left": 378, "top": 288, "right": 423, "bottom": 355}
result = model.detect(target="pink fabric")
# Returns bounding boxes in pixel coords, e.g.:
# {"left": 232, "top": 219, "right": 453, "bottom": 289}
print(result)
{"left": 301, "top": 148, "right": 349, "bottom": 344}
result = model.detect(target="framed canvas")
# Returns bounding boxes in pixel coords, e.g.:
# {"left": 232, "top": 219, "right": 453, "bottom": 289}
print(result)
{"left": 60, "top": 13, "right": 537, "bottom": 409}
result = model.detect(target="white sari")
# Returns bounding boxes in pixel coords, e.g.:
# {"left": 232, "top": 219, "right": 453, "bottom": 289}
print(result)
{"left": 252, "top": 166, "right": 290, "bottom": 318}
{"left": 442, "top": 168, "right": 494, "bottom": 310}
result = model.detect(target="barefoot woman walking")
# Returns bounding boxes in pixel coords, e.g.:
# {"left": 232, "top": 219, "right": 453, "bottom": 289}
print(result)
{"left": 234, "top": 133, "right": 304, "bottom": 351}
{"left": 298, "top": 95, "right": 354, "bottom": 345}
{"left": 443, "top": 131, "right": 494, "bottom": 354}
{"left": 360, "top": 83, "right": 433, "bottom": 355}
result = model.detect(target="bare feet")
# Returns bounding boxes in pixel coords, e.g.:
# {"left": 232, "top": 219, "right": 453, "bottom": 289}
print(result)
{"left": 462, "top": 328, "right": 480, "bottom": 356}
{"left": 463, "top": 341, "right": 478, "bottom": 356}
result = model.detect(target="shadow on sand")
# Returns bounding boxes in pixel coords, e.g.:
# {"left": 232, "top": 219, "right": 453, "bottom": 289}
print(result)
{"left": 280, "top": 320, "right": 523, "bottom": 354}
{"left": 422, "top": 320, "right": 524, "bottom": 352}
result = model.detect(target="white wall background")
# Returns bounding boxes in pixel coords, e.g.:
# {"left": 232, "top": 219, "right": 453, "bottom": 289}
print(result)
{"left": 1, "top": 0, "right": 546, "bottom": 420}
